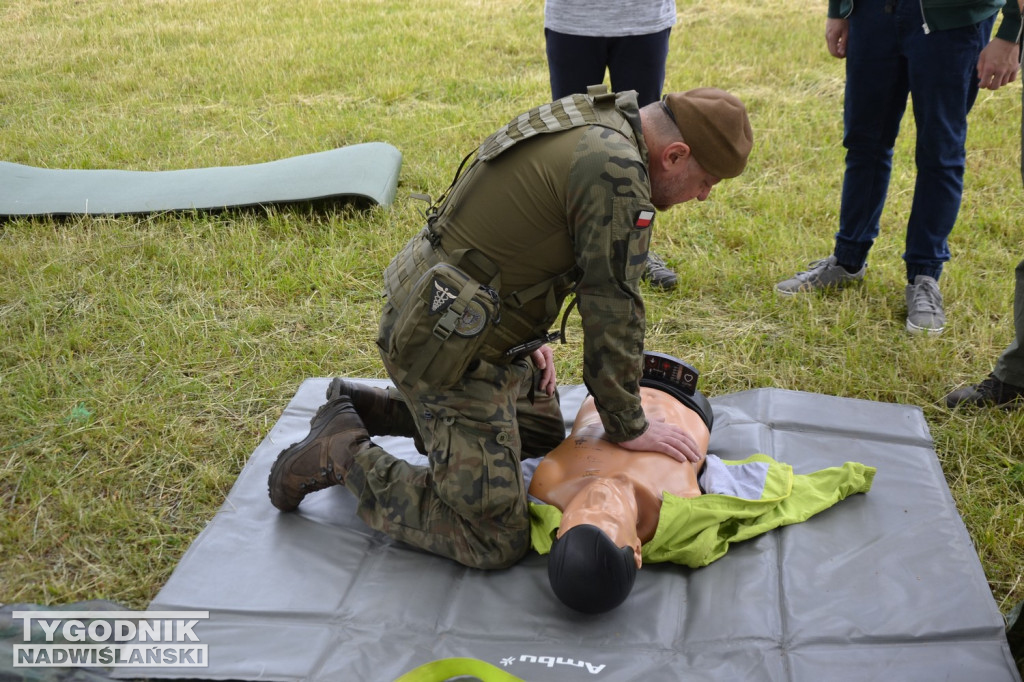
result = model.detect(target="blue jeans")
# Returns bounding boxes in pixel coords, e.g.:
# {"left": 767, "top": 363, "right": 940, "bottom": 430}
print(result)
{"left": 833, "top": 0, "right": 994, "bottom": 282}
{"left": 545, "top": 28, "right": 671, "bottom": 107}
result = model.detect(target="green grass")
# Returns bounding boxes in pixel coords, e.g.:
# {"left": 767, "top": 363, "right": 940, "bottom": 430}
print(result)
{"left": 1, "top": 0, "right": 1022, "bottom": 647}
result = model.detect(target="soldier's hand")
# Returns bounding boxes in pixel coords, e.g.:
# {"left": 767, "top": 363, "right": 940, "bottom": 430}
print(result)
{"left": 619, "top": 421, "right": 703, "bottom": 463}
{"left": 530, "top": 344, "right": 557, "bottom": 396}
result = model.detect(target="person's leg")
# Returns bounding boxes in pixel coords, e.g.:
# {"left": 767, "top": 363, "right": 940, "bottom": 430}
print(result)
{"left": 775, "top": 0, "right": 904, "bottom": 295}
{"left": 993, "top": 258, "right": 1024, "bottom": 387}
{"left": 833, "top": 0, "right": 908, "bottom": 271}
{"left": 945, "top": 66, "right": 1024, "bottom": 405}
{"left": 945, "top": 258, "right": 1024, "bottom": 406}
{"left": 545, "top": 29, "right": 610, "bottom": 100}
{"left": 901, "top": 12, "right": 994, "bottom": 282}
{"left": 1007, "top": 89, "right": 1024, "bottom": 384}
{"left": 605, "top": 28, "right": 672, "bottom": 107}
{"left": 344, "top": 358, "right": 535, "bottom": 569}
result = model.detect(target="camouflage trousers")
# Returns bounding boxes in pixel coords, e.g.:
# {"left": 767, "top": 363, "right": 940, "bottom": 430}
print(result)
{"left": 342, "top": 349, "right": 566, "bottom": 570}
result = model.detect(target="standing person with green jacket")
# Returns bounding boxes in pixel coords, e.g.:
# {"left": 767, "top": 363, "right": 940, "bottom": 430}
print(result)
{"left": 268, "top": 87, "right": 753, "bottom": 570}
{"left": 775, "top": 0, "right": 1021, "bottom": 335}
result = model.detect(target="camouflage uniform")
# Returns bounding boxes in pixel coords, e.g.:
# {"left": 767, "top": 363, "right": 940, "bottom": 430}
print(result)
{"left": 344, "top": 89, "right": 655, "bottom": 569}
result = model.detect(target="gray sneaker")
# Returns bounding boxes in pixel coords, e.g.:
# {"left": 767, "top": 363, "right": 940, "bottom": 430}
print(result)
{"left": 775, "top": 255, "right": 866, "bottom": 295}
{"left": 642, "top": 251, "right": 678, "bottom": 291}
{"left": 905, "top": 275, "right": 945, "bottom": 334}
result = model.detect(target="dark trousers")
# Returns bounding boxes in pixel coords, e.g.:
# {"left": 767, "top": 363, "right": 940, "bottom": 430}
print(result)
{"left": 834, "top": 0, "right": 994, "bottom": 281}
{"left": 545, "top": 27, "right": 671, "bottom": 107}
{"left": 994, "top": 258, "right": 1024, "bottom": 386}
{"left": 1005, "top": 88, "right": 1024, "bottom": 385}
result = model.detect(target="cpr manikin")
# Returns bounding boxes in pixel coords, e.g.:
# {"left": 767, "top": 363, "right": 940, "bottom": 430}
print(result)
{"left": 529, "top": 353, "right": 713, "bottom": 613}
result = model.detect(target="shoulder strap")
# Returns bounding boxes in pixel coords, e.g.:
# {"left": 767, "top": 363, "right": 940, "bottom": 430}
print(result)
{"left": 477, "top": 85, "right": 617, "bottom": 162}
{"left": 420, "top": 85, "right": 635, "bottom": 234}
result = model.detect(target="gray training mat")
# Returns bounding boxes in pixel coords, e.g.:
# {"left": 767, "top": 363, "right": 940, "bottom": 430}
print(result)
{"left": 121, "top": 379, "right": 1020, "bottom": 682}
{"left": 0, "top": 142, "right": 402, "bottom": 217}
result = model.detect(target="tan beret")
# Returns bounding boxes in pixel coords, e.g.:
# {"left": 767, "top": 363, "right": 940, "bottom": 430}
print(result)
{"left": 663, "top": 88, "right": 753, "bottom": 179}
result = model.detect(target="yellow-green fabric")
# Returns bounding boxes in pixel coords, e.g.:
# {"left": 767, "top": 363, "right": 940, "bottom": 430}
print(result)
{"left": 530, "top": 455, "right": 876, "bottom": 568}
{"left": 393, "top": 657, "right": 524, "bottom": 682}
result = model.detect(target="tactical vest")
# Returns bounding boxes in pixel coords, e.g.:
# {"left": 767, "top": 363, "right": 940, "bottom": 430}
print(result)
{"left": 380, "top": 85, "right": 640, "bottom": 389}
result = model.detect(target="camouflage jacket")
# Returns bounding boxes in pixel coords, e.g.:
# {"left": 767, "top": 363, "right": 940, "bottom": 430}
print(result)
{"left": 421, "top": 90, "right": 655, "bottom": 442}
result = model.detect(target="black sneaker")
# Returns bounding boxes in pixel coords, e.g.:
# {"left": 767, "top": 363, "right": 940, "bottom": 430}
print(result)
{"left": 642, "top": 252, "right": 678, "bottom": 291}
{"left": 944, "top": 373, "right": 1024, "bottom": 410}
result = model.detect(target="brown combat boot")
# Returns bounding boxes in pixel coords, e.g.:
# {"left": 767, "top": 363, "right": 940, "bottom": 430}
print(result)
{"left": 326, "top": 378, "right": 425, "bottom": 453}
{"left": 268, "top": 395, "right": 370, "bottom": 511}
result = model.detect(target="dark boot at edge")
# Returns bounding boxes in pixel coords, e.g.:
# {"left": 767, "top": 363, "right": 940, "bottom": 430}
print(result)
{"left": 945, "top": 373, "right": 1024, "bottom": 409}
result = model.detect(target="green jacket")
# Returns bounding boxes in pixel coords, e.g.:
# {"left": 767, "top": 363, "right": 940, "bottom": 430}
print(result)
{"left": 827, "top": 0, "right": 1021, "bottom": 41}
{"left": 530, "top": 455, "right": 876, "bottom": 568}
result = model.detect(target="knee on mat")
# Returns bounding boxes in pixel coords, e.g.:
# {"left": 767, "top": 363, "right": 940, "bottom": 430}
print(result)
{"left": 465, "top": 522, "right": 531, "bottom": 570}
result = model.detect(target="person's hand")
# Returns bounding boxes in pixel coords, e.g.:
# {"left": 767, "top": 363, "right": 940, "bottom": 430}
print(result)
{"left": 977, "top": 38, "right": 1020, "bottom": 91}
{"left": 826, "top": 18, "right": 849, "bottom": 59}
{"left": 530, "top": 344, "right": 557, "bottom": 396}
{"left": 618, "top": 420, "right": 703, "bottom": 463}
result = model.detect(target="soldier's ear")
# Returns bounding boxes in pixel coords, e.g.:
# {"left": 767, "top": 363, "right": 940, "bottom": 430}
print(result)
{"left": 661, "top": 141, "right": 692, "bottom": 170}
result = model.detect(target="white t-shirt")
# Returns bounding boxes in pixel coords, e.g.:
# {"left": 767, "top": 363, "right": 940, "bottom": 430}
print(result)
{"left": 544, "top": 0, "right": 677, "bottom": 37}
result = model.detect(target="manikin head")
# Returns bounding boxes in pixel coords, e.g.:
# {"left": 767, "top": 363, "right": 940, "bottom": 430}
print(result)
{"left": 547, "top": 367, "right": 714, "bottom": 613}
{"left": 548, "top": 523, "right": 638, "bottom": 614}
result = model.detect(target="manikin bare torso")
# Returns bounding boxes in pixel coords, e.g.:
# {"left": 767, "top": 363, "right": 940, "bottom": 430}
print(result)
{"left": 529, "top": 387, "right": 709, "bottom": 548}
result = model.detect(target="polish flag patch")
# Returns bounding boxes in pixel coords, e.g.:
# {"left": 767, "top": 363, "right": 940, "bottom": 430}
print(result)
{"left": 635, "top": 210, "right": 655, "bottom": 228}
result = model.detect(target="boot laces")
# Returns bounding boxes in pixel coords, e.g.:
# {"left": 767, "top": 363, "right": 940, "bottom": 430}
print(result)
{"left": 300, "top": 463, "right": 335, "bottom": 491}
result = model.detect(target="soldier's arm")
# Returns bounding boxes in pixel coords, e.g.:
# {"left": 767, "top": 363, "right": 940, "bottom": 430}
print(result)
{"left": 566, "top": 125, "right": 653, "bottom": 443}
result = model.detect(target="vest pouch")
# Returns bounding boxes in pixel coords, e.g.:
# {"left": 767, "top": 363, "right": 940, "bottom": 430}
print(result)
{"left": 383, "top": 228, "right": 442, "bottom": 305}
{"left": 383, "top": 258, "right": 500, "bottom": 391}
